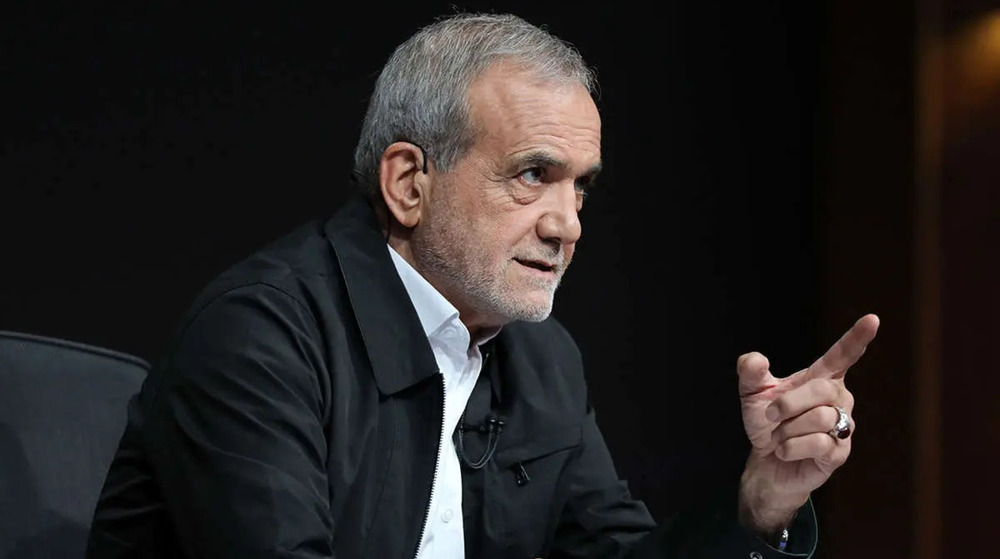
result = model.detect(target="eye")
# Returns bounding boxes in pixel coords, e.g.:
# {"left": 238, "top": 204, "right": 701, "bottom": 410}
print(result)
{"left": 518, "top": 167, "right": 545, "bottom": 185}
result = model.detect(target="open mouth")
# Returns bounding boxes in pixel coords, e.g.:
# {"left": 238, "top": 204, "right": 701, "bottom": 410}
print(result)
{"left": 514, "top": 258, "right": 556, "bottom": 273}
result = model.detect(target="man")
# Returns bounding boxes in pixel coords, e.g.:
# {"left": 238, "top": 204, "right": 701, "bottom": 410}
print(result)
{"left": 87, "top": 12, "right": 878, "bottom": 558}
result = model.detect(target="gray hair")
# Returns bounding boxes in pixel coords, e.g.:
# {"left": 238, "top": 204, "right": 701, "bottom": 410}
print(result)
{"left": 351, "top": 12, "right": 598, "bottom": 198}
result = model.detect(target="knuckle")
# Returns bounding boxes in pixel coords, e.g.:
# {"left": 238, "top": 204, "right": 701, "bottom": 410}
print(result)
{"left": 844, "top": 389, "right": 856, "bottom": 409}
{"left": 831, "top": 445, "right": 851, "bottom": 467}
{"left": 813, "top": 378, "right": 839, "bottom": 403}
{"left": 773, "top": 422, "right": 789, "bottom": 443}
{"left": 776, "top": 440, "right": 793, "bottom": 461}
{"left": 772, "top": 396, "right": 790, "bottom": 415}
{"left": 820, "top": 433, "right": 838, "bottom": 455}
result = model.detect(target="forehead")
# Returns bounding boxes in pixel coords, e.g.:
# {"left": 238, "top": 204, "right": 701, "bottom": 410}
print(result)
{"left": 465, "top": 62, "right": 602, "bottom": 170}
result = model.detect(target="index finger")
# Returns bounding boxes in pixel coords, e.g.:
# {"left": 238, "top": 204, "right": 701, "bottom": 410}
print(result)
{"left": 808, "top": 313, "right": 880, "bottom": 380}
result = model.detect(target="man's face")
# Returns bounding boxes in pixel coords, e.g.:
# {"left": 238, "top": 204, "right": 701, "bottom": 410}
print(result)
{"left": 411, "top": 61, "right": 602, "bottom": 329}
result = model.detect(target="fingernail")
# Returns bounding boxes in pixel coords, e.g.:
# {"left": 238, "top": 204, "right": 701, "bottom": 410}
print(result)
{"left": 765, "top": 406, "right": 779, "bottom": 422}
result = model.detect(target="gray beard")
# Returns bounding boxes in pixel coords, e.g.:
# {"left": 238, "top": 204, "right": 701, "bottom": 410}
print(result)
{"left": 411, "top": 239, "right": 559, "bottom": 324}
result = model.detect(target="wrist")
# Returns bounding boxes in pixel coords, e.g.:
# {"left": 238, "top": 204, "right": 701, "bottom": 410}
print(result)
{"left": 739, "top": 503, "right": 794, "bottom": 551}
{"left": 739, "top": 503, "right": 795, "bottom": 539}
{"left": 738, "top": 482, "right": 806, "bottom": 537}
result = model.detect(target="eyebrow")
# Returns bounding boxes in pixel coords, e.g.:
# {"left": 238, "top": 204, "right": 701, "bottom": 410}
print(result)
{"left": 510, "top": 151, "right": 603, "bottom": 181}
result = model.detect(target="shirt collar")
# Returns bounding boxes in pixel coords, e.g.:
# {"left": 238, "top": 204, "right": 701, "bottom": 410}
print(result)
{"left": 386, "top": 245, "right": 501, "bottom": 352}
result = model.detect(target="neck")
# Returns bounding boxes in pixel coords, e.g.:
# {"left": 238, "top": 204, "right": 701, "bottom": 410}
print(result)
{"left": 386, "top": 237, "right": 506, "bottom": 343}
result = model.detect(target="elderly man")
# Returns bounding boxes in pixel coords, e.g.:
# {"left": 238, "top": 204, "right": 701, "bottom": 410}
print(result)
{"left": 87, "top": 12, "right": 877, "bottom": 559}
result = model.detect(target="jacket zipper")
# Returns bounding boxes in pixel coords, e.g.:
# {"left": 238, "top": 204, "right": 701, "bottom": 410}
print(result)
{"left": 414, "top": 371, "right": 445, "bottom": 558}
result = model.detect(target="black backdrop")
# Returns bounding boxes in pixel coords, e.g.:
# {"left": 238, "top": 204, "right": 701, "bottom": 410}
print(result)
{"left": 2, "top": 1, "right": 825, "bottom": 523}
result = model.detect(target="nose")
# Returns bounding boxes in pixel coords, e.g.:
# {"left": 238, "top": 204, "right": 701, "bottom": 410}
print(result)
{"left": 536, "top": 181, "right": 582, "bottom": 247}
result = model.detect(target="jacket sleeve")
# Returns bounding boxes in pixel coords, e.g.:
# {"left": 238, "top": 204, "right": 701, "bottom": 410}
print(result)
{"left": 143, "top": 283, "right": 335, "bottom": 558}
{"left": 548, "top": 406, "right": 818, "bottom": 559}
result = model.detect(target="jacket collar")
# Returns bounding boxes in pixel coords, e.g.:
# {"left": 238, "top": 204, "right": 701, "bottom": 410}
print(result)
{"left": 323, "top": 196, "right": 439, "bottom": 395}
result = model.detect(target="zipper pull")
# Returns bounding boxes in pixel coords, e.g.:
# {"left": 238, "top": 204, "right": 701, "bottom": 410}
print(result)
{"left": 514, "top": 462, "right": 531, "bottom": 487}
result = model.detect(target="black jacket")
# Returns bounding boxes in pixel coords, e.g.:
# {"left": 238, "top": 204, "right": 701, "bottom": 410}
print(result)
{"left": 86, "top": 196, "right": 817, "bottom": 558}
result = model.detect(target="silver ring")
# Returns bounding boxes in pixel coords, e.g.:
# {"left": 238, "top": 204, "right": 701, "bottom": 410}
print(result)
{"left": 828, "top": 406, "right": 851, "bottom": 440}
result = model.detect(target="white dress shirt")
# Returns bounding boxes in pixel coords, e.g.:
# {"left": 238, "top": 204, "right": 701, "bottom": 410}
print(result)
{"left": 387, "top": 245, "right": 499, "bottom": 559}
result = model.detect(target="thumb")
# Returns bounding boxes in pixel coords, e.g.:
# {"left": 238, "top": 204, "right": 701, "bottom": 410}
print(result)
{"left": 737, "top": 352, "right": 778, "bottom": 397}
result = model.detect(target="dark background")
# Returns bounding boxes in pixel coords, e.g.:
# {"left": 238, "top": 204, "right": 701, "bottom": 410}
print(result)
{"left": 3, "top": 1, "right": 997, "bottom": 557}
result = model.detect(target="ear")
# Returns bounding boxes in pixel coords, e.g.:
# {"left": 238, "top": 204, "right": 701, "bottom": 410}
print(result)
{"left": 378, "top": 141, "right": 429, "bottom": 229}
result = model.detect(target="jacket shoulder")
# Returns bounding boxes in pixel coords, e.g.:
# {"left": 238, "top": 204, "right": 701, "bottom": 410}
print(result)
{"left": 159, "top": 219, "right": 348, "bottom": 360}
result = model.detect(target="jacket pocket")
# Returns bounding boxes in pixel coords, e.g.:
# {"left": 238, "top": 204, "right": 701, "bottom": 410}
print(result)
{"left": 493, "top": 423, "right": 582, "bottom": 470}
{"left": 486, "top": 424, "right": 583, "bottom": 557}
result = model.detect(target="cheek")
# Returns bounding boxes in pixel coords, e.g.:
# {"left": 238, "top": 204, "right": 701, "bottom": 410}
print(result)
{"left": 499, "top": 215, "right": 543, "bottom": 248}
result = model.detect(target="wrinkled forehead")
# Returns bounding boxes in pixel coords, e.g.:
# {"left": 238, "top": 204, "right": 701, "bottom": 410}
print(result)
{"left": 466, "top": 63, "right": 602, "bottom": 167}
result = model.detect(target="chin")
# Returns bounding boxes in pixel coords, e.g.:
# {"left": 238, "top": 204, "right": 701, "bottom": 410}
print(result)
{"left": 482, "top": 280, "right": 558, "bottom": 323}
{"left": 505, "top": 294, "right": 555, "bottom": 323}
{"left": 520, "top": 308, "right": 553, "bottom": 323}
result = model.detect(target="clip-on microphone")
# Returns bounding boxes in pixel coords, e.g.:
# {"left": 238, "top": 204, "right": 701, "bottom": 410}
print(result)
{"left": 456, "top": 413, "right": 505, "bottom": 470}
